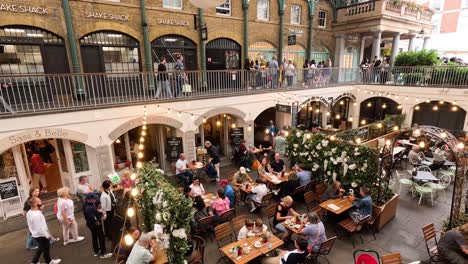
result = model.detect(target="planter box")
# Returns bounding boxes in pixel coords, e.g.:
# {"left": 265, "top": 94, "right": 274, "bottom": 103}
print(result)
{"left": 373, "top": 194, "right": 399, "bottom": 231}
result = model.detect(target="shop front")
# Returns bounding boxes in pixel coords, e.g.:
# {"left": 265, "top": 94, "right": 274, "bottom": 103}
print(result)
{"left": 248, "top": 41, "right": 277, "bottom": 65}
{"left": 152, "top": 35, "right": 197, "bottom": 71}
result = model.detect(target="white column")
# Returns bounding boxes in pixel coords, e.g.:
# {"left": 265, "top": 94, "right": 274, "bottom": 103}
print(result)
{"left": 401, "top": 104, "right": 414, "bottom": 129}
{"left": 390, "top": 32, "right": 401, "bottom": 66}
{"left": 408, "top": 34, "right": 417, "bottom": 51}
{"left": 334, "top": 34, "right": 345, "bottom": 67}
{"left": 359, "top": 36, "right": 366, "bottom": 63}
{"left": 351, "top": 101, "right": 360, "bottom": 129}
{"left": 423, "top": 36, "right": 431, "bottom": 50}
{"left": 243, "top": 120, "right": 255, "bottom": 147}
{"left": 371, "top": 31, "right": 382, "bottom": 60}
{"left": 183, "top": 131, "right": 196, "bottom": 162}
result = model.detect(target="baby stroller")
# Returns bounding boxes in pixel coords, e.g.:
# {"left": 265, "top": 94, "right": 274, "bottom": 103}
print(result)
{"left": 354, "top": 249, "right": 380, "bottom": 264}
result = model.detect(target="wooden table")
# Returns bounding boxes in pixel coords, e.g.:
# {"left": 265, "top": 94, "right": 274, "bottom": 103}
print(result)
{"left": 154, "top": 248, "right": 168, "bottom": 264}
{"left": 319, "top": 198, "right": 354, "bottom": 214}
{"left": 263, "top": 173, "right": 288, "bottom": 185}
{"left": 282, "top": 218, "right": 304, "bottom": 234}
{"left": 219, "top": 235, "right": 284, "bottom": 264}
{"left": 201, "top": 193, "right": 217, "bottom": 207}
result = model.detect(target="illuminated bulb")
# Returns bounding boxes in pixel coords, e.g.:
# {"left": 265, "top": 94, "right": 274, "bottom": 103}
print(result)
{"left": 131, "top": 188, "right": 138, "bottom": 197}
{"left": 339, "top": 101, "right": 344, "bottom": 105}
{"left": 144, "top": 112, "right": 147, "bottom": 117}
{"left": 143, "top": 116, "right": 146, "bottom": 121}
{"left": 355, "top": 138, "right": 361, "bottom": 144}
{"left": 397, "top": 105, "right": 402, "bottom": 109}
{"left": 361, "top": 120, "right": 367, "bottom": 125}
{"left": 223, "top": 114, "right": 226, "bottom": 118}
{"left": 203, "top": 117, "right": 207, "bottom": 123}
{"left": 216, "top": 120, "right": 221, "bottom": 127}
{"left": 265, "top": 129, "right": 270, "bottom": 134}
{"left": 136, "top": 161, "right": 142, "bottom": 168}
{"left": 348, "top": 117, "right": 353, "bottom": 122}
{"left": 416, "top": 98, "right": 420, "bottom": 102}
{"left": 385, "top": 140, "right": 391, "bottom": 146}
{"left": 124, "top": 234, "right": 134, "bottom": 246}
{"left": 167, "top": 108, "right": 171, "bottom": 114}
{"left": 336, "top": 114, "right": 341, "bottom": 119}
{"left": 139, "top": 137, "right": 145, "bottom": 143}
{"left": 306, "top": 134, "right": 311, "bottom": 139}
{"left": 452, "top": 101, "right": 457, "bottom": 105}
{"left": 415, "top": 105, "right": 420, "bottom": 110}
{"left": 142, "top": 125, "right": 147, "bottom": 130}
{"left": 130, "top": 173, "right": 137, "bottom": 181}
{"left": 138, "top": 152, "right": 144, "bottom": 159}
{"left": 414, "top": 129, "right": 421, "bottom": 136}
{"left": 440, "top": 132, "right": 447, "bottom": 139}
{"left": 405, "top": 97, "right": 409, "bottom": 100}
{"left": 143, "top": 120, "right": 147, "bottom": 125}
{"left": 377, "top": 123, "right": 382, "bottom": 128}
{"left": 452, "top": 106, "right": 458, "bottom": 111}
{"left": 115, "top": 139, "right": 121, "bottom": 144}
{"left": 127, "top": 207, "right": 135, "bottom": 217}
{"left": 433, "top": 105, "right": 439, "bottom": 111}
{"left": 418, "top": 141, "right": 425, "bottom": 148}
{"left": 393, "top": 126, "right": 399, "bottom": 131}
{"left": 426, "top": 99, "right": 430, "bottom": 103}
{"left": 231, "top": 123, "right": 236, "bottom": 128}
{"left": 284, "top": 131, "right": 289, "bottom": 137}
{"left": 178, "top": 112, "right": 182, "bottom": 117}
{"left": 141, "top": 131, "right": 146, "bottom": 136}
{"left": 382, "top": 104, "right": 387, "bottom": 109}
{"left": 353, "top": 102, "right": 357, "bottom": 106}
{"left": 191, "top": 114, "right": 194, "bottom": 120}
{"left": 330, "top": 135, "right": 336, "bottom": 141}
{"left": 138, "top": 144, "right": 144, "bottom": 150}
{"left": 315, "top": 109, "right": 320, "bottom": 113}
{"left": 309, "top": 106, "right": 313, "bottom": 111}
{"left": 326, "top": 111, "right": 330, "bottom": 116}
{"left": 457, "top": 142, "right": 465, "bottom": 150}
{"left": 367, "top": 102, "right": 372, "bottom": 107}
{"left": 248, "top": 125, "right": 252, "bottom": 131}
{"left": 439, "top": 100, "right": 444, "bottom": 105}
{"left": 395, "top": 95, "right": 399, "bottom": 99}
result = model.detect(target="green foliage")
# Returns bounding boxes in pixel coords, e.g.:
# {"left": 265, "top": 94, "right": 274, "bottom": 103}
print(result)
{"left": 442, "top": 212, "right": 468, "bottom": 231}
{"left": 383, "top": 114, "right": 406, "bottom": 128}
{"left": 394, "top": 50, "right": 439, "bottom": 66}
{"left": 136, "top": 163, "right": 194, "bottom": 264}
{"left": 286, "top": 131, "right": 379, "bottom": 188}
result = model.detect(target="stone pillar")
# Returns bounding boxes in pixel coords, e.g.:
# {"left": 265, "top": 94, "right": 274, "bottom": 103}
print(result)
{"left": 401, "top": 104, "right": 414, "bottom": 129}
{"left": 351, "top": 101, "right": 360, "bottom": 129}
{"left": 371, "top": 31, "right": 382, "bottom": 60}
{"left": 334, "top": 34, "right": 345, "bottom": 67}
{"left": 390, "top": 32, "right": 401, "bottom": 66}
{"left": 359, "top": 36, "right": 366, "bottom": 63}
{"left": 408, "top": 34, "right": 417, "bottom": 51}
{"left": 243, "top": 120, "right": 255, "bottom": 147}
{"left": 183, "top": 130, "right": 196, "bottom": 162}
{"left": 423, "top": 36, "right": 431, "bottom": 50}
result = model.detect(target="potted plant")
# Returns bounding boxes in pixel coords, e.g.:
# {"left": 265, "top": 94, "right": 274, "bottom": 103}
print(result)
{"left": 261, "top": 233, "right": 269, "bottom": 243}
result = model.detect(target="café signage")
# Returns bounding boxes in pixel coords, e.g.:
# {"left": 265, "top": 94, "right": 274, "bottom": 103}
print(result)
{"left": 289, "top": 29, "right": 304, "bottom": 37}
{"left": 158, "top": 18, "right": 190, "bottom": 27}
{"left": 0, "top": 3, "right": 49, "bottom": 15}
{"left": 85, "top": 11, "right": 129, "bottom": 21}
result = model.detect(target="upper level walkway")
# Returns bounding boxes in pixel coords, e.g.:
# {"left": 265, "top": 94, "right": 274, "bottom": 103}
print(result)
{"left": 0, "top": 66, "right": 467, "bottom": 118}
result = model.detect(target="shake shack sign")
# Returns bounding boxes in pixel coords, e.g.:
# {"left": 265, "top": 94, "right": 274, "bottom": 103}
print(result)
{"left": 0, "top": 3, "right": 49, "bottom": 15}
{"left": 85, "top": 11, "right": 129, "bottom": 21}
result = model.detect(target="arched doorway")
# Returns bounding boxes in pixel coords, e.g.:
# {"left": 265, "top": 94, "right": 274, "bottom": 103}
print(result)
{"left": 206, "top": 38, "right": 241, "bottom": 70}
{"left": 343, "top": 46, "right": 359, "bottom": 81}
{"left": 80, "top": 31, "right": 140, "bottom": 73}
{"left": 152, "top": 35, "right": 197, "bottom": 70}
{"left": 310, "top": 44, "right": 330, "bottom": 64}
{"left": 248, "top": 41, "right": 277, "bottom": 64}
{"left": 297, "top": 98, "right": 329, "bottom": 129}
{"left": 0, "top": 26, "right": 69, "bottom": 75}
{"left": 412, "top": 101, "right": 466, "bottom": 133}
{"left": 254, "top": 107, "right": 277, "bottom": 147}
{"left": 331, "top": 95, "right": 355, "bottom": 129}
{"left": 360, "top": 97, "right": 401, "bottom": 124}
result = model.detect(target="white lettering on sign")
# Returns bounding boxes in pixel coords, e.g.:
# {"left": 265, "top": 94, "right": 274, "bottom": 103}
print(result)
{"left": 157, "top": 18, "right": 190, "bottom": 27}
{"left": 85, "top": 11, "right": 129, "bottom": 21}
{"left": 289, "top": 29, "right": 304, "bottom": 37}
{"left": 0, "top": 4, "right": 49, "bottom": 15}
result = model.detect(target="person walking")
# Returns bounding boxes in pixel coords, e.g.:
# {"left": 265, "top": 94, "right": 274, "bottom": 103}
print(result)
{"left": 285, "top": 60, "right": 296, "bottom": 87}
{"left": 28, "top": 147, "right": 47, "bottom": 193}
{"left": 175, "top": 54, "right": 187, "bottom": 98}
{"left": 156, "top": 57, "right": 172, "bottom": 99}
{"left": 26, "top": 197, "right": 61, "bottom": 264}
{"left": 100, "top": 180, "right": 117, "bottom": 240}
{"left": 268, "top": 56, "right": 279, "bottom": 88}
{"left": 56, "top": 187, "right": 84, "bottom": 246}
{"left": 24, "top": 187, "right": 40, "bottom": 250}
{"left": 205, "top": 141, "right": 220, "bottom": 182}
{"left": 84, "top": 193, "right": 113, "bottom": 259}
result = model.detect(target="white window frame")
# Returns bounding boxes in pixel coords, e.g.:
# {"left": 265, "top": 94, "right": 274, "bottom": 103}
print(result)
{"left": 432, "top": 13, "right": 442, "bottom": 34}
{"left": 430, "top": 0, "right": 444, "bottom": 12}
{"left": 318, "top": 10, "right": 327, "bottom": 28}
{"left": 463, "top": 0, "right": 468, "bottom": 8}
{"left": 257, "top": 0, "right": 270, "bottom": 21}
{"left": 216, "top": 0, "right": 231, "bottom": 16}
{"left": 458, "top": 11, "right": 468, "bottom": 32}
{"left": 163, "top": 0, "right": 183, "bottom": 10}
{"left": 290, "top": 5, "right": 302, "bottom": 25}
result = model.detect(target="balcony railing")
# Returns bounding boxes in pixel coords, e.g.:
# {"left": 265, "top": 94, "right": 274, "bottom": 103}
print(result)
{"left": 0, "top": 66, "right": 467, "bottom": 116}
{"left": 338, "top": 0, "right": 433, "bottom": 23}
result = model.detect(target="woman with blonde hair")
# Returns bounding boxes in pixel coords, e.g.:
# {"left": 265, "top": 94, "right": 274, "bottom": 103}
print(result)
{"left": 273, "top": 196, "right": 301, "bottom": 240}
{"left": 56, "top": 187, "right": 84, "bottom": 245}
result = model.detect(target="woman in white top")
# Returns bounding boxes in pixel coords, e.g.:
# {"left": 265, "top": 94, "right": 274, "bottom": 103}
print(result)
{"left": 100, "top": 180, "right": 116, "bottom": 239}
{"left": 285, "top": 60, "right": 296, "bottom": 87}
{"left": 56, "top": 187, "right": 84, "bottom": 245}
{"left": 189, "top": 177, "right": 205, "bottom": 197}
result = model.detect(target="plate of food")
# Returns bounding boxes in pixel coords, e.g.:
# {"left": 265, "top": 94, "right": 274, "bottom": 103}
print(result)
{"left": 204, "top": 199, "right": 210, "bottom": 203}
{"left": 294, "top": 224, "right": 301, "bottom": 229}
{"left": 254, "top": 242, "right": 262, "bottom": 248}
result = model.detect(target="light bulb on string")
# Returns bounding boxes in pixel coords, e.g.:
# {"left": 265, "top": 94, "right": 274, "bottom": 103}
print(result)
{"left": 216, "top": 120, "right": 221, "bottom": 127}
{"left": 348, "top": 116, "right": 353, "bottom": 122}
{"left": 315, "top": 109, "right": 320, "bottom": 113}
{"left": 452, "top": 106, "right": 458, "bottom": 111}
{"left": 309, "top": 106, "right": 313, "bottom": 111}
{"left": 178, "top": 112, "right": 182, "bottom": 117}
{"left": 330, "top": 135, "right": 336, "bottom": 141}
{"left": 231, "top": 123, "right": 236, "bottom": 128}
{"left": 284, "top": 131, "right": 289, "bottom": 137}
{"left": 167, "top": 108, "right": 171, "bottom": 114}
{"left": 248, "top": 124, "right": 252, "bottom": 131}
{"left": 415, "top": 105, "right": 420, "bottom": 110}
{"left": 141, "top": 131, "right": 146, "bottom": 136}
{"left": 156, "top": 105, "right": 160, "bottom": 111}
{"left": 361, "top": 120, "right": 367, "bottom": 125}
{"left": 457, "top": 142, "right": 465, "bottom": 150}
{"left": 414, "top": 129, "right": 421, "bottom": 137}
{"left": 144, "top": 112, "right": 147, "bottom": 117}
{"left": 393, "top": 126, "right": 399, "bottom": 131}
{"left": 353, "top": 102, "right": 357, "bottom": 106}
{"left": 416, "top": 98, "right": 419, "bottom": 102}
{"left": 143, "top": 116, "right": 146, "bottom": 121}
{"left": 385, "top": 140, "right": 391, "bottom": 146}
{"left": 405, "top": 97, "right": 409, "bottom": 101}
{"left": 142, "top": 125, "right": 147, "bottom": 130}
{"left": 124, "top": 234, "right": 134, "bottom": 246}
{"left": 306, "top": 134, "right": 311, "bottom": 139}
{"left": 335, "top": 114, "right": 341, "bottom": 119}
{"left": 203, "top": 117, "right": 207, "bottom": 123}
{"left": 395, "top": 95, "right": 399, "bottom": 99}
{"left": 382, "top": 104, "right": 387, "bottom": 109}
{"left": 355, "top": 138, "right": 361, "bottom": 144}
{"left": 127, "top": 207, "right": 135, "bottom": 217}
{"left": 326, "top": 111, "right": 330, "bottom": 116}
{"left": 143, "top": 120, "right": 147, "bottom": 125}
{"left": 265, "top": 128, "right": 270, "bottom": 134}
{"left": 138, "top": 152, "right": 144, "bottom": 159}
{"left": 439, "top": 100, "right": 444, "bottom": 105}
{"left": 131, "top": 188, "right": 139, "bottom": 197}
{"left": 377, "top": 123, "right": 383, "bottom": 128}
{"left": 139, "top": 137, "right": 145, "bottom": 143}
{"left": 136, "top": 161, "right": 143, "bottom": 169}
{"left": 426, "top": 99, "right": 430, "bottom": 103}
{"left": 138, "top": 144, "right": 144, "bottom": 150}
{"left": 115, "top": 139, "right": 121, "bottom": 144}
{"left": 130, "top": 173, "right": 137, "bottom": 181}
{"left": 452, "top": 100, "right": 457, "bottom": 105}
{"left": 191, "top": 114, "right": 194, "bottom": 120}
{"left": 367, "top": 102, "right": 372, "bottom": 108}
{"left": 418, "top": 141, "right": 425, "bottom": 148}
{"left": 397, "top": 105, "right": 402, "bottom": 109}
{"left": 433, "top": 105, "right": 439, "bottom": 111}
{"left": 339, "top": 101, "right": 344, "bottom": 105}
{"left": 440, "top": 132, "right": 447, "bottom": 139}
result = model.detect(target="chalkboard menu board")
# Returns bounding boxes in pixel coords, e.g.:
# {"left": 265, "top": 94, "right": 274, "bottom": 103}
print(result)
{"left": 230, "top": 127, "right": 244, "bottom": 146}
{"left": 0, "top": 178, "right": 19, "bottom": 201}
{"left": 166, "top": 137, "right": 183, "bottom": 162}
{"left": 276, "top": 104, "right": 291, "bottom": 113}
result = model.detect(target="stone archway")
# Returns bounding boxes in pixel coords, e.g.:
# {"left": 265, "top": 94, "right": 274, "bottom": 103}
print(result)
{"left": 109, "top": 115, "right": 184, "bottom": 141}
{"left": 194, "top": 107, "right": 247, "bottom": 127}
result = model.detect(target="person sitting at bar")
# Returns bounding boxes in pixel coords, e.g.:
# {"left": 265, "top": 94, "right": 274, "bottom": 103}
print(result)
{"left": 437, "top": 225, "right": 468, "bottom": 263}
{"left": 231, "top": 167, "right": 253, "bottom": 204}
{"left": 237, "top": 218, "right": 255, "bottom": 241}
{"left": 176, "top": 153, "right": 193, "bottom": 187}
{"left": 321, "top": 181, "right": 345, "bottom": 201}
{"left": 349, "top": 187, "right": 373, "bottom": 223}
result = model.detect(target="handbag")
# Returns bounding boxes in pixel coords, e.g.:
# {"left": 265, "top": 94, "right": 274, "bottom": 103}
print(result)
{"left": 252, "top": 159, "right": 260, "bottom": 171}
{"left": 182, "top": 83, "right": 192, "bottom": 93}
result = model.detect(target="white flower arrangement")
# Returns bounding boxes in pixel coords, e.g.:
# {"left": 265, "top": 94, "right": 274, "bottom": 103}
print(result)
{"left": 332, "top": 172, "right": 337, "bottom": 181}
{"left": 163, "top": 212, "right": 171, "bottom": 221}
{"left": 156, "top": 212, "right": 162, "bottom": 222}
{"left": 327, "top": 171, "right": 331, "bottom": 176}
{"left": 341, "top": 151, "right": 347, "bottom": 157}
{"left": 331, "top": 148, "right": 337, "bottom": 154}
{"left": 293, "top": 144, "right": 299, "bottom": 149}
{"left": 322, "top": 140, "right": 329, "bottom": 147}
{"left": 324, "top": 160, "right": 328, "bottom": 171}
{"left": 316, "top": 144, "right": 322, "bottom": 150}
{"left": 349, "top": 164, "right": 357, "bottom": 170}
{"left": 296, "top": 131, "right": 302, "bottom": 137}
{"left": 172, "top": 228, "right": 187, "bottom": 240}
{"left": 351, "top": 182, "right": 358, "bottom": 188}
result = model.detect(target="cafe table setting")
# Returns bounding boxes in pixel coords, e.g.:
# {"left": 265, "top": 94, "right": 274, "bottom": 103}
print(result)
{"left": 201, "top": 193, "right": 217, "bottom": 207}
{"left": 220, "top": 233, "right": 284, "bottom": 264}
{"left": 282, "top": 215, "right": 307, "bottom": 234}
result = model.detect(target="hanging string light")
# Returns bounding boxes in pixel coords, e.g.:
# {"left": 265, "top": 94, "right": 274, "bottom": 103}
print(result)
{"left": 361, "top": 120, "right": 367, "bottom": 125}
{"left": 248, "top": 124, "right": 252, "bottom": 131}
{"left": 433, "top": 105, "right": 439, "bottom": 111}
{"left": 452, "top": 106, "right": 458, "bottom": 111}
{"left": 415, "top": 105, "right": 420, "bottom": 110}
{"left": 115, "top": 139, "right": 121, "bottom": 144}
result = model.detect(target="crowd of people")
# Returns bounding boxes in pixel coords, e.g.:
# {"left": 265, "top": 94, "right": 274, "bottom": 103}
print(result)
{"left": 360, "top": 56, "right": 390, "bottom": 84}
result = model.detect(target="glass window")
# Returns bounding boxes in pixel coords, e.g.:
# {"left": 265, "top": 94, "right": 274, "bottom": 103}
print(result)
{"left": 56, "top": 139, "right": 68, "bottom": 173}
{"left": 0, "top": 149, "right": 20, "bottom": 184}
{"left": 103, "top": 47, "right": 139, "bottom": 73}
{"left": 460, "top": 14, "right": 468, "bottom": 32}
{"left": 163, "top": 0, "right": 182, "bottom": 9}
{"left": 432, "top": 14, "right": 442, "bottom": 33}
{"left": 70, "top": 141, "right": 89, "bottom": 174}
{"left": 216, "top": 0, "right": 231, "bottom": 15}
{"left": 257, "top": 0, "right": 270, "bottom": 20}
{"left": 318, "top": 10, "right": 327, "bottom": 28}
{"left": 291, "top": 5, "right": 302, "bottom": 25}
{"left": 0, "top": 45, "right": 44, "bottom": 75}
{"left": 430, "top": 0, "right": 443, "bottom": 11}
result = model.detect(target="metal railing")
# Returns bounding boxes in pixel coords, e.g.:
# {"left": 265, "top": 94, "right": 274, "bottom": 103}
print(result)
{"left": 0, "top": 66, "right": 467, "bottom": 116}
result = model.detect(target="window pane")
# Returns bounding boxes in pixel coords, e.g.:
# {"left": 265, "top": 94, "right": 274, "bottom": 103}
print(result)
{"left": 163, "top": 0, "right": 182, "bottom": 8}
{"left": 71, "top": 141, "right": 89, "bottom": 173}
{"left": 56, "top": 139, "right": 68, "bottom": 173}
{"left": 318, "top": 11, "right": 327, "bottom": 27}
{"left": 0, "top": 149, "right": 20, "bottom": 185}
{"left": 257, "top": 0, "right": 269, "bottom": 20}
{"left": 0, "top": 45, "right": 44, "bottom": 75}
{"left": 216, "top": 0, "right": 231, "bottom": 15}
{"left": 291, "top": 5, "right": 301, "bottom": 24}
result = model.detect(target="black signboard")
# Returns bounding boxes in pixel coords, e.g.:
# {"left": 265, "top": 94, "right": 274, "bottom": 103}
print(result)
{"left": 230, "top": 127, "right": 244, "bottom": 146}
{"left": 166, "top": 137, "right": 183, "bottom": 162}
{"left": 291, "top": 103, "right": 299, "bottom": 128}
{"left": 201, "top": 27, "right": 208, "bottom": 41}
{"left": 287, "top": 35, "right": 296, "bottom": 46}
{"left": 0, "top": 178, "right": 19, "bottom": 201}
{"left": 276, "top": 104, "right": 292, "bottom": 113}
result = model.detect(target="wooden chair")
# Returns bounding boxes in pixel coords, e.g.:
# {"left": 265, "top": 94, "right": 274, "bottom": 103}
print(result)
{"left": 192, "top": 235, "right": 205, "bottom": 264}
{"left": 305, "top": 236, "right": 337, "bottom": 264}
{"left": 232, "top": 215, "right": 250, "bottom": 237}
{"left": 292, "top": 185, "right": 306, "bottom": 198}
{"left": 337, "top": 215, "right": 371, "bottom": 248}
{"left": 304, "top": 181, "right": 316, "bottom": 192}
{"left": 311, "top": 206, "right": 326, "bottom": 218}
{"left": 422, "top": 223, "right": 439, "bottom": 262}
{"left": 214, "top": 222, "right": 234, "bottom": 250}
{"left": 252, "top": 192, "right": 274, "bottom": 209}
{"left": 366, "top": 205, "right": 382, "bottom": 240}
{"left": 218, "top": 208, "right": 235, "bottom": 224}
{"left": 194, "top": 215, "right": 214, "bottom": 237}
{"left": 266, "top": 203, "right": 280, "bottom": 235}
{"left": 304, "top": 191, "right": 319, "bottom": 211}
{"left": 381, "top": 252, "right": 402, "bottom": 264}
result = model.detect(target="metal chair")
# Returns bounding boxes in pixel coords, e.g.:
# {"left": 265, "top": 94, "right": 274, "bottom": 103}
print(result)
{"left": 421, "top": 223, "right": 439, "bottom": 262}
{"left": 305, "top": 236, "right": 337, "bottom": 264}
{"left": 381, "top": 252, "right": 402, "bottom": 264}
{"left": 414, "top": 182, "right": 435, "bottom": 206}
{"left": 417, "top": 165, "right": 432, "bottom": 172}
{"left": 418, "top": 152, "right": 425, "bottom": 161}
{"left": 428, "top": 175, "right": 451, "bottom": 199}
{"left": 395, "top": 170, "right": 414, "bottom": 195}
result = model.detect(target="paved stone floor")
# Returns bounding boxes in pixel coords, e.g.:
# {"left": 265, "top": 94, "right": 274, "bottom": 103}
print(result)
{"left": 0, "top": 166, "right": 461, "bottom": 264}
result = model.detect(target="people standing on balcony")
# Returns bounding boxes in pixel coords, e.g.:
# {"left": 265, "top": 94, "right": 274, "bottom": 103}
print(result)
{"left": 372, "top": 56, "right": 382, "bottom": 83}
{"left": 316, "top": 61, "right": 324, "bottom": 85}
{"left": 322, "top": 59, "right": 332, "bottom": 85}
{"left": 360, "top": 59, "right": 370, "bottom": 83}
{"left": 175, "top": 55, "right": 187, "bottom": 98}
{"left": 285, "top": 60, "right": 296, "bottom": 87}
{"left": 156, "top": 57, "right": 172, "bottom": 99}
{"left": 260, "top": 62, "right": 267, "bottom": 89}
{"left": 380, "top": 58, "right": 389, "bottom": 84}
{"left": 249, "top": 60, "right": 256, "bottom": 88}
{"left": 268, "top": 56, "right": 279, "bottom": 89}
{"left": 307, "top": 60, "right": 317, "bottom": 88}
{"left": 205, "top": 141, "right": 220, "bottom": 182}
{"left": 302, "top": 59, "right": 309, "bottom": 87}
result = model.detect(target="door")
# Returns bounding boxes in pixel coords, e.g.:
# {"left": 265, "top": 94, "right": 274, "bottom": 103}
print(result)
{"left": 55, "top": 139, "right": 73, "bottom": 192}
{"left": 42, "top": 45, "right": 70, "bottom": 74}
{"left": 81, "top": 46, "right": 104, "bottom": 73}
{"left": 343, "top": 47, "right": 359, "bottom": 82}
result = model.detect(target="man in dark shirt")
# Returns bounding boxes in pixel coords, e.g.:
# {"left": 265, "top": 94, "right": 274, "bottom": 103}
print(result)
{"left": 205, "top": 141, "right": 220, "bottom": 182}
{"left": 437, "top": 227, "right": 468, "bottom": 263}
{"left": 84, "top": 193, "right": 112, "bottom": 259}
{"left": 259, "top": 135, "right": 273, "bottom": 158}
{"left": 156, "top": 57, "right": 172, "bottom": 99}
{"left": 270, "top": 153, "right": 286, "bottom": 176}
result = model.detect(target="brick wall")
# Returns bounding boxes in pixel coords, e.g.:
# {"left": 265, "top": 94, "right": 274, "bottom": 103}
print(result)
{"left": 441, "top": 12, "right": 460, "bottom": 33}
